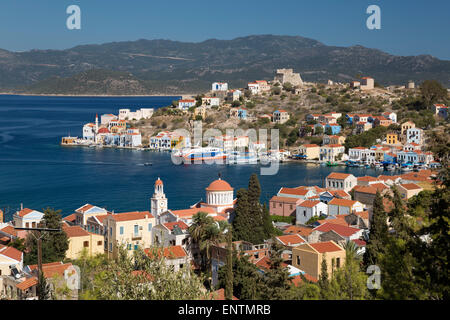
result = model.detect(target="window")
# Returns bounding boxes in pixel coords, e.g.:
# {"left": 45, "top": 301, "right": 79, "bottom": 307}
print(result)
{"left": 134, "top": 225, "right": 139, "bottom": 235}
{"left": 83, "top": 241, "right": 89, "bottom": 247}
{"left": 273, "top": 202, "right": 276, "bottom": 208}
{"left": 120, "top": 226, "right": 124, "bottom": 235}
{"left": 290, "top": 205, "right": 293, "bottom": 210}
{"left": 180, "top": 264, "right": 184, "bottom": 269}
{"left": 134, "top": 244, "right": 138, "bottom": 250}
{"left": 127, "top": 244, "right": 132, "bottom": 250}
{"left": 148, "top": 223, "right": 152, "bottom": 231}
{"left": 296, "top": 256, "right": 301, "bottom": 266}
{"left": 303, "top": 210, "right": 306, "bottom": 217}
{"left": 97, "top": 241, "right": 102, "bottom": 246}
{"left": 336, "top": 257, "right": 341, "bottom": 268}
{"left": 109, "top": 227, "right": 112, "bottom": 237}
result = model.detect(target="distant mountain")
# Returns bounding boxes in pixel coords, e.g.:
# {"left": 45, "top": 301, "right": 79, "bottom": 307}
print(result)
{"left": 1, "top": 35, "right": 449, "bottom": 94}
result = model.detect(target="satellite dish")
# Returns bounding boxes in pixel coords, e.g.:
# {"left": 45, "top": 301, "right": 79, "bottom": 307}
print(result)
{"left": 15, "top": 273, "right": 20, "bottom": 279}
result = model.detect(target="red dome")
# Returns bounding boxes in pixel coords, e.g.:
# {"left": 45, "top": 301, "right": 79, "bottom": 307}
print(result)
{"left": 155, "top": 178, "right": 163, "bottom": 186}
{"left": 206, "top": 179, "right": 233, "bottom": 192}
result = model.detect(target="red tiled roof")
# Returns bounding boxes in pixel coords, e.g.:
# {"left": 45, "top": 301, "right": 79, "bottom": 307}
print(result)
{"left": 270, "top": 196, "right": 302, "bottom": 204}
{"left": 17, "top": 208, "right": 34, "bottom": 217}
{"left": 108, "top": 211, "right": 154, "bottom": 222}
{"left": 327, "top": 172, "right": 352, "bottom": 180}
{"left": 0, "top": 246, "right": 23, "bottom": 261}
{"left": 357, "top": 176, "right": 379, "bottom": 182}
{"left": 144, "top": 246, "right": 187, "bottom": 259}
{"left": 63, "top": 213, "right": 77, "bottom": 223}
{"left": 283, "top": 225, "right": 314, "bottom": 237}
{"left": 279, "top": 187, "right": 309, "bottom": 196}
{"left": 206, "top": 179, "right": 233, "bottom": 191}
{"left": 291, "top": 273, "right": 319, "bottom": 286}
{"left": 309, "top": 241, "right": 343, "bottom": 253}
{"left": 171, "top": 207, "right": 216, "bottom": 218}
{"left": 16, "top": 277, "right": 38, "bottom": 291}
{"left": 328, "top": 198, "right": 358, "bottom": 207}
{"left": 352, "top": 239, "right": 367, "bottom": 247}
{"left": 163, "top": 221, "right": 189, "bottom": 231}
{"left": 0, "top": 226, "right": 17, "bottom": 237}
{"left": 399, "top": 183, "right": 422, "bottom": 190}
{"left": 298, "top": 200, "right": 321, "bottom": 208}
{"left": 63, "top": 225, "right": 90, "bottom": 238}
{"left": 313, "top": 222, "right": 361, "bottom": 237}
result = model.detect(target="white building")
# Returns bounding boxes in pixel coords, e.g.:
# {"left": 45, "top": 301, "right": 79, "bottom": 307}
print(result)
{"left": 248, "top": 82, "right": 260, "bottom": 95}
{"left": 212, "top": 82, "right": 228, "bottom": 91}
{"left": 328, "top": 199, "right": 364, "bottom": 216}
{"left": 201, "top": 97, "right": 220, "bottom": 107}
{"left": 178, "top": 99, "right": 196, "bottom": 110}
{"left": 151, "top": 178, "right": 168, "bottom": 222}
{"left": 227, "top": 90, "right": 242, "bottom": 101}
{"left": 406, "top": 128, "right": 424, "bottom": 145}
{"left": 296, "top": 200, "right": 328, "bottom": 225}
{"left": 118, "top": 108, "right": 154, "bottom": 121}
{"left": 382, "top": 112, "right": 397, "bottom": 123}
{"left": 101, "top": 114, "right": 118, "bottom": 125}
{"left": 12, "top": 208, "right": 44, "bottom": 228}
{"left": 325, "top": 173, "right": 357, "bottom": 192}
{"left": 83, "top": 123, "right": 96, "bottom": 141}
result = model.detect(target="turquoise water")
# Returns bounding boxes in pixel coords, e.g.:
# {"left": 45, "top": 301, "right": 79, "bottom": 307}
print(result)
{"left": 0, "top": 95, "right": 390, "bottom": 220}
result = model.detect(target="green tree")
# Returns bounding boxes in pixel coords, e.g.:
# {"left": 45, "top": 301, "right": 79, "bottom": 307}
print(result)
{"left": 420, "top": 80, "right": 447, "bottom": 107}
{"left": 37, "top": 271, "right": 51, "bottom": 300}
{"left": 315, "top": 126, "right": 323, "bottom": 135}
{"left": 318, "top": 255, "right": 331, "bottom": 299}
{"left": 225, "top": 228, "right": 233, "bottom": 300}
{"left": 24, "top": 208, "right": 69, "bottom": 265}
{"left": 363, "top": 191, "right": 388, "bottom": 269}
{"left": 7, "top": 237, "right": 26, "bottom": 252}
{"left": 259, "top": 242, "right": 292, "bottom": 300}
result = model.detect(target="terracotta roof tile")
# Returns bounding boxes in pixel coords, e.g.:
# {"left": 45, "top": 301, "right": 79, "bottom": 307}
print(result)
{"left": 309, "top": 241, "right": 343, "bottom": 253}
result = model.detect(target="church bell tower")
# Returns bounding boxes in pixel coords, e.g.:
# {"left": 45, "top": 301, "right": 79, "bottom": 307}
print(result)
{"left": 151, "top": 177, "right": 168, "bottom": 222}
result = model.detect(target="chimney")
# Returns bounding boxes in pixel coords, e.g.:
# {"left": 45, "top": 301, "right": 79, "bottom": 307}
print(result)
{"left": 20, "top": 203, "right": 23, "bottom": 210}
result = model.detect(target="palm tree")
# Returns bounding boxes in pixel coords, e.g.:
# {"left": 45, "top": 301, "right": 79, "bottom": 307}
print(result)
{"left": 343, "top": 240, "right": 363, "bottom": 261}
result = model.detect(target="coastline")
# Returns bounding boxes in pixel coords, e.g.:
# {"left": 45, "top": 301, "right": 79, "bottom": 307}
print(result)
{"left": 0, "top": 92, "right": 196, "bottom": 99}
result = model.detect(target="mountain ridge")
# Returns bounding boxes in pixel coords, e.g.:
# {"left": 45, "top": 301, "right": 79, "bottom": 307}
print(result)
{"left": 1, "top": 34, "right": 449, "bottom": 94}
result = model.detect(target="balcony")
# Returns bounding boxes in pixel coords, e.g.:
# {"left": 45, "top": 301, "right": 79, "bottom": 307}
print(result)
{"left": 131, "top": 232, "right": 142, "bottom": 241}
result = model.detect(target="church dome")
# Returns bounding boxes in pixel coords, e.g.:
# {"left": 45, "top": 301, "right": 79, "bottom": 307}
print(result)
{"left": 155, "top": 178, "right": 163, "bottom": 186}
{"left": 206, "top": 178, "right": 233, "bottom": 192}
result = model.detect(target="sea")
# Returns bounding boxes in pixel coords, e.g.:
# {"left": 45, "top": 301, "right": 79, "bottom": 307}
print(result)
{"left": 0, "top": 95, "right": 393, "bottom": 220}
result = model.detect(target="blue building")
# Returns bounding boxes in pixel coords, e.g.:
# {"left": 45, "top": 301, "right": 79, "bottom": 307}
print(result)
{"left": 238, "top": 108, "right": 247, "bottom": 120}
{"left": 325, "top": 124, "right": 341, "bottom": 135}
{"left": 346, "top": 114, "right": 355, "bottom": 124}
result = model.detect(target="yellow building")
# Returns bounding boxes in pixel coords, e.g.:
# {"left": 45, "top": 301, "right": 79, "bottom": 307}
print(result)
{"left": 63, "top": 224, "right": 105, "bottom": 259}
{"left": 298, "top": 144, "right": 320, "bottom": 160}
{"left": 386, "top": 133, "right": 398, "bottom": 145}
{"left": 401, "top": 121, "right": 415, "bottom": 135}
{"left": 292, "top": 241, "right": 346, "bottom": 279}
{"left": 193, "top": 106, "right": 207, "bottom": 119}
{"left": 104, "top": 211, "right": 156, "bottom": 258}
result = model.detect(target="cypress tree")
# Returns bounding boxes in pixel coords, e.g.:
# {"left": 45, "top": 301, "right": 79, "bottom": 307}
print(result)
{"left": 262, "top": 203, "right": 274, "bottom": 239}
{"left": 232, "top": 189, "right": 251, "bottom": 242}
{"left": 363, "top": 191, "right": 388, "bottom": 269}
{"left": 247, "top": 174, "right": 265, "bottom": 243}
{"left": 259, "top": 242, "right": 291, "bottom": 300}
{"left": 318, "top": 255, "right": 330, "bottom": 299}
{"left": 37, "top": 271, "right": 51, "bottom": 300}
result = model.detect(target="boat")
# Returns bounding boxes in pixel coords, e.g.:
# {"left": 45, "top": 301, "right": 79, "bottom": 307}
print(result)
{"left": 173, "top": 147, "right": 227, "bottom": 163}
{"left": 326, "top": 161, "right": 339, "bottom": 167}
{"left": 144, "top": 163, "right": 152, "bottom": 166}
{"left": 386, "top": 164, "right": 396, "bottom": 171}
{"left": 226, "top": 151, "right": 258, "bottom": 164}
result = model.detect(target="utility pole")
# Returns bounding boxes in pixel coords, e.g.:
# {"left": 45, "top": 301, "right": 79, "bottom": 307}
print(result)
{"left": 14, "top": 226, "right": 61, "bottom": 300}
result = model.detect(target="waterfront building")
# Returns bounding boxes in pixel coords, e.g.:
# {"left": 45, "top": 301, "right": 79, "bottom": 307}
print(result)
{"left": 150, "top": 131, "right": 191, "bottom": 150}
{"left": 82, "top": 123, "right": 96, "bottom": 141}
{"left": 272, "top": 110, "right": 290, "bottom": 124}
{"left": 209, "top": 135, "right": 249, "bottom": 151}
{"left": 325, "top": 173, "right": 357, "bottom": 192}
{"left": 12, "top": 207, "right": 44, "bottom": 229}
{"left": 292, "top": 241, "right": 345, "bottom": 279}
{"left": 118, "top": 108, "right": 154, "bottom": 121}
{"left": 178, "top": 99, "right": 196, "bottom": 110}
{"left": 298, "top": 144, "right": 320, "bottom": 160}
{"left": 323, "top": 135, "right": 345, "bottom": 145}
{"left": 144, "top": 246, "right": 189, "bottom": 273}
{"left": 104, "top": 211, "right": 156, "bottom": 258}
{"left": 101, "top": 114, "right": 118, "bottom": 125}
{"left": 296, "top": 200, "right": 328, "bottom": 225}
{"left": 319, "top": 144, "right": 345, "bottom": 162}
{"left": 212, "top": 82, "right": 228, "bottom": 92}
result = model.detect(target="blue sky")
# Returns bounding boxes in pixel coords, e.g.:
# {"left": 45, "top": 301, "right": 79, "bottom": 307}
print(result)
{"left": 0, "top": 0, "right": 449, "bottom": 59}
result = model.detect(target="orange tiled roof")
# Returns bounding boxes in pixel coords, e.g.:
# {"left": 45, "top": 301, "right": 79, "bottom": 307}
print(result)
{"left": 0, "top": 226, "right": 17, "bottom": 237}
{"left": 63, "top": 213, "right": 77, "bottom": 223}
{"left": 327, "top": 172, "right": 352, "bottom": 180}
{"left": 313, "top": 222, "right": 361, "bottom": 237}
{"left": 309, "top": 241, "right": 343, "bottom": 253}
{"left": 108, "top": 211, "right": 154, "bottom": 222}
{"left": 163, "top": 221, "right": 189, "bottom": 231}
{"left": 399, "top": 183, "right": 422, "bottom": 190}
{"left": 17, "top": 208, "right": 34, "bottom": 217}
{"left": 298, "top": 200, "right": 321, "bottom": 208}
{"left": 206, "top": 179, "right": 233, "bottom": 191}
{"left": 16, "top": 277, "right": 38, "bottom": 291}
{"left": 283, "top": 225, "right": 314, "bottom": 237}
{"left": 144, "top": 246, "right": 187, "bottom": 259}
{"left": 279, "top": 187, "right": 309, "bottom": 196}
{"left": 0, "top": 246, "right": 23, "bottom": 261}
{"left": 291, "top": 273, "right": 318, "bottom": 286}
{"left": 270, "top": 196, "right": 303, "bottom": 203}
{"left": 171, "top": 207, "right": 216, "bottom": 218}
{"left": 62, "top": 225, "right": 90, "bottom": 238}
{"left": 328, "top": 198, "right": 358, "bottom": 207}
